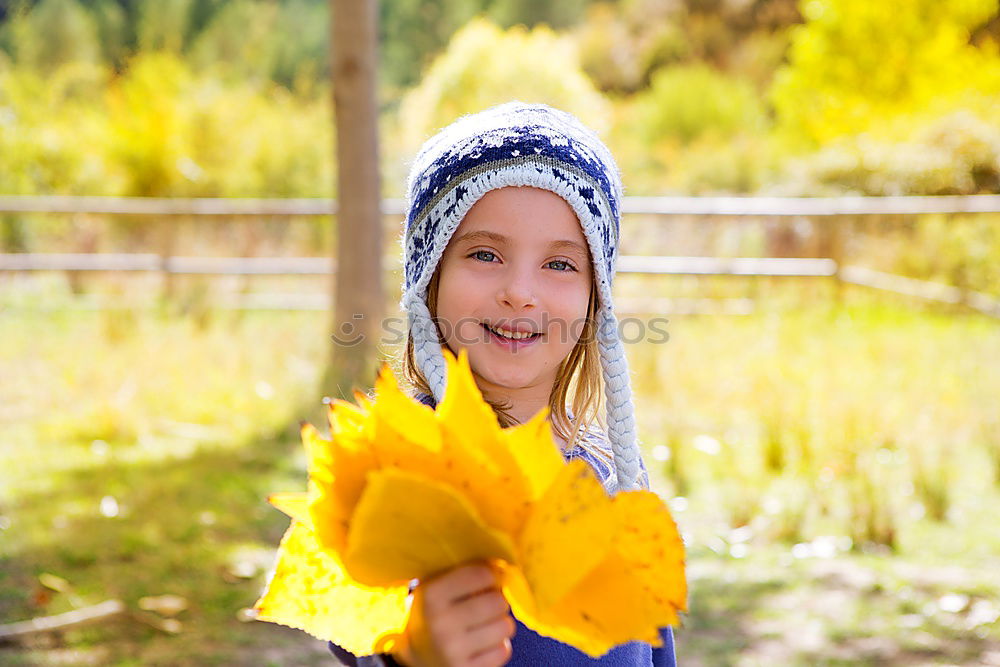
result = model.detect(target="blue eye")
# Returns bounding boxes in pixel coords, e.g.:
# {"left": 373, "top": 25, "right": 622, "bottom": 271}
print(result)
{"left": 471, "top": 250, "right": 497, "bottom": 262}
{"left": 548, "top": 260, "right": 576, "bottom": 272}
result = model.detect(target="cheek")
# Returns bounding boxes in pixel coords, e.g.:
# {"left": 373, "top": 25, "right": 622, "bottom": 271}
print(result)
{"left": 550, "top": 275, "right": 592, "bottom": 314}
{"left": 435, "top": 256, "right": 462, "bottom": 309}
{"left": 546, "top": 282, "right": 592, "bottom": 347}
{"left": 435, "top": 258, "right": 481, "bottom": 330}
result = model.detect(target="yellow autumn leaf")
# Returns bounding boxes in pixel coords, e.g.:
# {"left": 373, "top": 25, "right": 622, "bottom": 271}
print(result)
{"left": 502, "top": 407, "right": 565, "bottom": 500}
{"left": 502, "top": 486, "right": 687, "bottom": 655}
{"left": 433, "top": 351, "right": 534, "bottom": 537}
{"left": 610, "top": 491, "right": 688, "bottom": 624}
{"left": 342, "top": 468, "right": 516, "bottom": 587}
{"left": 499, "top": 559, "right": 603, "bottom": 655}
{"left": 268, "top": 492, "right": 309, "bottom": 522}
{"left": 370, "top": 364, "right": 442, "bottom": 461}
{"left": 517, "top": 459, "right": 615, "bottom": 610}
{"left": 310, "top": 416, "right": 373, "bottom": 554}
{"left": 254, "top": 521, "right": 409, "bottom": 657}
{"left": 301, "top": 422, "right": 334, "bottom": 484}
{"left": 255, "top": 347, "right": 686, "bottom": 658}
{"left": 547, "top": 552, "right": 665, "bottom": 648}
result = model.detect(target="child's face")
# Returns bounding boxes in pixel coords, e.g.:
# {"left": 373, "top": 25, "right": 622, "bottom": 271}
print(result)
{"left": 436, "top": 186, "right": 593, "bottom": 398}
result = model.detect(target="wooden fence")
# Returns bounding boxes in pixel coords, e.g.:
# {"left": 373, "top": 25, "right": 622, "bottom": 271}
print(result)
{"left": 3, "top": 194, "right": 999, "bottom": 216}
{"left": 2, "top": 194, "right": 999, "bottom": 317}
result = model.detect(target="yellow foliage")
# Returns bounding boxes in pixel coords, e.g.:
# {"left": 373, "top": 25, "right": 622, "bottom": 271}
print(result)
{"left": 255, "top": 348, "right": 686, "bottom": 657}
{"left": 343, "top": 468, "right": 517, "bottom": 587}
{"left": 0, "top": 51, "right": 332, "bottom": 199}
{"left": 771, "top": 0, "right": 1000, "bottom": 144}
{"left": 105, "top": 52, "right": 333, "bottom": 197}
{"left": 517, "top": 459, "right": 616, "bottom": 610}
{"left": 254, "top": 520, "right": 410, "bottom": 657}
{"left": 397, "top": 18, "right": 612, "bottom": 153}
{"left": 0, "top": 62, "right": 118, "bottom": 195}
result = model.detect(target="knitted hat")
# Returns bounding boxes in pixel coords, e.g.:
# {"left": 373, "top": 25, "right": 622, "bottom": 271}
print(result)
{"left": 401, "top": 101, "right": 643, "bottom": 491}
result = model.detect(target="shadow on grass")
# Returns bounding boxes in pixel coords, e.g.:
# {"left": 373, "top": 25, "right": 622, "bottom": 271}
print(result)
{"left": 676, "top": 557, "right": 1000, "bottom": 667}
{"left": 0, "top": 413, "right": 337, "bottom": 666}
{"left": 678, "top": 573, "right": 784, "bottom": 666}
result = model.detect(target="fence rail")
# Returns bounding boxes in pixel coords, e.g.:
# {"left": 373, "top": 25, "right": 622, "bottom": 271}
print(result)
{"left": 2, "top": 194, "right": 998, "bottom": 317}
{"left": 0, "top": 253, "right": 336, "bottom": 275}
{"left": 4, "top": 252, "right": 997, "bottom": 317}
{"left": 0, "top": 253, "right": 842, "bottom": 277}
{"left": 2, "top": 194, "right": 1000, "bottom": 217}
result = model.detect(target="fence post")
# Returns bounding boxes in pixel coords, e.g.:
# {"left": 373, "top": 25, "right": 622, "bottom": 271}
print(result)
{"left": 158, "top": 216, "right": 176, "bottom": 303}
{"left": 66, "top": 213, "right": 98, "bottom": 296}
{"left": 829, "top": 216, "right": 846, "bottom": 307}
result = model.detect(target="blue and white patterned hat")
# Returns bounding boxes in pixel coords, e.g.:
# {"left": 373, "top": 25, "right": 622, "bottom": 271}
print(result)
{"left": 401, "top": 101, "right": 643, "bottom": 491}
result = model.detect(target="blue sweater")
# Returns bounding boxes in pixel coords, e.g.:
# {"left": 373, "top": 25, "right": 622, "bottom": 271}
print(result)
{"left": 329, "top": 623, "right": 675, "bottom": 666}
{"left": 327, "top": 394, "right": 678, "bottom": 666}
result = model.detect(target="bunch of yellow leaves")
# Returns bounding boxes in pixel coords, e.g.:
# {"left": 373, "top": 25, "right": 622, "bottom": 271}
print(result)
{"left": 254, "top": 349, "right": 686, "bottom": 657}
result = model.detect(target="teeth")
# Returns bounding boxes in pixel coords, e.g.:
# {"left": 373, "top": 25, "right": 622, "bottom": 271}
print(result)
{"left": 489, "top": 325, "right": 536, "bottom": 340}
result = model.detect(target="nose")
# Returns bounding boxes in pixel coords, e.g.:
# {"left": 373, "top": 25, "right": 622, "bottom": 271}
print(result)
{"left": 497, "top": 265, "right": 537, "bottom": 311}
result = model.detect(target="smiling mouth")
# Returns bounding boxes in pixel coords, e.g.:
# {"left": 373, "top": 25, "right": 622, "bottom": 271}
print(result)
{"left": 481, "top": 323, "right": 542, "bottom": 342}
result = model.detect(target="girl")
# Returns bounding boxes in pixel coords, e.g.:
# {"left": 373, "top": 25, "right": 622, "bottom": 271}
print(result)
{"left": 329, "top": 102, "right": 676, "bottom": 666}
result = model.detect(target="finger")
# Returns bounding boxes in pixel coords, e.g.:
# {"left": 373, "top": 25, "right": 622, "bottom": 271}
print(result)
{"left": 438, "top": 614, "right": 514, "bottom": 664}
{"left": 449, "top": 562, "right": 498, "bottom": 592}
{"left": 467, "top": 637, "right": 513, "bottom": 667}
{"left": 424, "top": 563, "right": 497, "bottom": 609}
{"left": 457, "top": 590, "right": 510, "bottom": 630}
{"left": 463, "top": 614, "right": 516, "bottom": 655}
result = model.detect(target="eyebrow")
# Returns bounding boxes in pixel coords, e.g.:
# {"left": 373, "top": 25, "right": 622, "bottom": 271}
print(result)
{"left": 453, "top": 230, "right": 589, "bottom": 257}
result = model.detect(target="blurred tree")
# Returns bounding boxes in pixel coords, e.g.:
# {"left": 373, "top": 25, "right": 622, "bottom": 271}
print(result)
{"left": 0, "top": 58, "right": 114, "bottom": 182}
{"left": 0, "top": 0, "right": 323, "bottom": 78}
{"left": 0, "top": 0, "right": 101, "bottom": 73}
{"left": 575, "top": 0, "right": 802, "bottom": 94}
{"left": 268, "top": 0, "right": 329, "bottom": 88}
{"left": 90, "top": 0, "right": 128, "bottom": 69}
{"left": 136, "top": 0, "right": 193, "bottom": 53}
{"left": 972, "top": 8, "right": 1000, "bottom": 45}
{"left": 770, "top": 111, "right": 1000, "bottom": 196}
{"left": 576, "top": 2, "right": 673, "bottom": 93}
{"left": 771, "top": 0, "right": 1000, "bottom": 144}
{"left": 615, "top": 61, "right": 772, "bottom": 194}
{"left": 324, "top": 0, "right": 384, "bottom": 401}
{"left": 186, "top": 0, "right": 228, "bottom": 36}
{"left": 189, "top": 0, "right": 328, "bottom": 88}
{"left": 2, "top": 0, "right": 609, "bottom": 93}
{"left": 486, "top": 0, "right": 593, "bottom": 29}
{"left": 105, "top": 52, "right": 191, "bottom": 197}
{"left": 102, "top": 51, "right": 333, "bottom": 198}
{"left": 634, "top": 63, "right": 766, "bottom": 145}
{"left": 91, "top": 0, "right": 231, "bottom": 65}
{"left": 398, "top": 17, "right": 611, "bottom": 151}
{"left": 378, "top": 0, "right": 606, "bottom": 95}
{"left": 378, "top": 0, "right": 482, "bottom": 93}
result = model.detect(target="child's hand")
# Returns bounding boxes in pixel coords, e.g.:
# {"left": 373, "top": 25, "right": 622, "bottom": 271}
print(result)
{"left": 392, "top": 562, "right": 515, "bottom": 667}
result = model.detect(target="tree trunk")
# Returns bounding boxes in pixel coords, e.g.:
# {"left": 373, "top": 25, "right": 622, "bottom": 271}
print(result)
{"left": 322, "top": 0, "right": 384, "bottom": 400}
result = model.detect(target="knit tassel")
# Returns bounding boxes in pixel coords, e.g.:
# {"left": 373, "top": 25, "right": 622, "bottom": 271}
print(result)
{"left": 597, "top": 307, "right": 642, "bottom": 491}
{"left": 405, "top": 291, "right": 448, "bottom": 405}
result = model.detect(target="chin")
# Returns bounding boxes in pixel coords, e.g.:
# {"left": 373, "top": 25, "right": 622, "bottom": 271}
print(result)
{"left": 469, "top": 360, "right": 534, "bottom": 392}
{"left": 475, "top": 368, "right": 529, "bottom": 389}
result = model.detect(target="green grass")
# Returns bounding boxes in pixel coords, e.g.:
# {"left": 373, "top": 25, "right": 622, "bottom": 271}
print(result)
{"left": 1, "top": 276, "right": 999, "bottom": 665}
{"left": 1, "top": 290, "right": 336, "bottom": 665}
